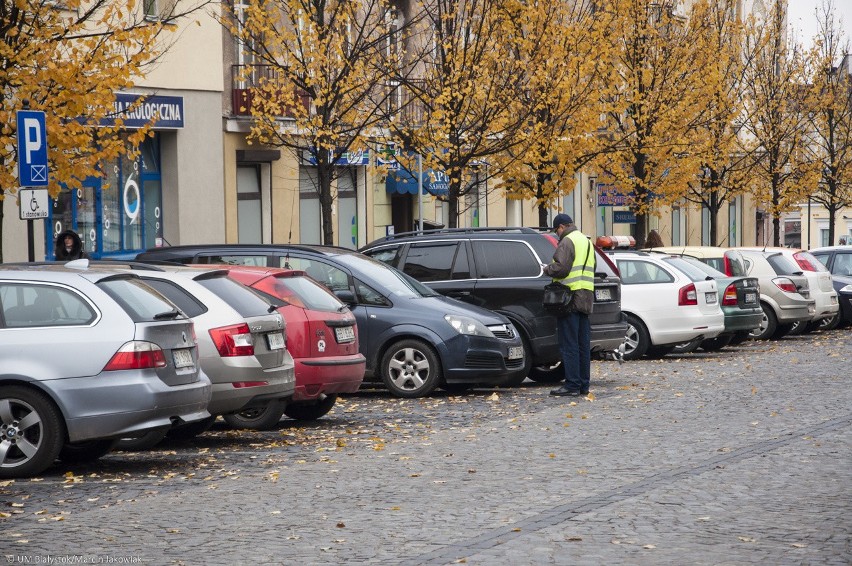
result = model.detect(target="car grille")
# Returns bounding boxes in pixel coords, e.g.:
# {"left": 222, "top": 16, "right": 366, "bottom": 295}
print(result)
{"left": 487, "top": 324, "right": 515, "bottom": 339}
{"left": 464, "top": 352, "right": 524, "bottom": 370}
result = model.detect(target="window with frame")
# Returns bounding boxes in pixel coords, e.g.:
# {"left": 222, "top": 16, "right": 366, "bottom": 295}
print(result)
{"left": 472, "top": 240, "right": 539, "bottom": 278}
{"left": 402, "top": 242, "right": 459, "bottom": 281}
{"left": 0, "top": 283, "right": 97, "bottom": 328}
{"left": 144, "top": 0, "right": 159, "bottom": 20}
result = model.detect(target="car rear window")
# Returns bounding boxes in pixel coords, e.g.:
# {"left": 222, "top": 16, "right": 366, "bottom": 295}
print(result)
{"left": 661, "top": 257, "right": 715, "bottom": 282}
{"left": 765, "top": 253, "right": 802, "bottom": 276}
{"left": 253, "top": 275, "right": 345, "bottom": 313}
{"left": 668, "top": 255, "right": 725, "bottom": 278}
{"left": 97, "top": 276, "right": 182, "bottom": 322}
{"left": 793, "top": 251, "right": 829, "bottom": 272}
{"left": 141, "top": 278, "right": 208, "bottom": 318}
{"left": 194, "top": 274, "right": 274, "bottom": 317}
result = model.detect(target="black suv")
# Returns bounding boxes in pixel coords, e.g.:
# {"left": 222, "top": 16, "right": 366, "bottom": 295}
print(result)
{"left": 359, "top": 227, "right": 628, "bottom": 382}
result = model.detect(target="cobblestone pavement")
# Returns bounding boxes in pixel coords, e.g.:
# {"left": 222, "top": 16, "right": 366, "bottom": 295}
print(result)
{"left": 2, "top": 330, "right": 850, "bottom": 565}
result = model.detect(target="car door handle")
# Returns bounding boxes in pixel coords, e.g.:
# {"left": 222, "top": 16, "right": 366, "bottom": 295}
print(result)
{"left": 446, "top": 291, "right": 471, "bottom": 297}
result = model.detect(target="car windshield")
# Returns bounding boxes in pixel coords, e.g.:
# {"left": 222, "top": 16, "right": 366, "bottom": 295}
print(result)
{"left": 669, "top": 255, "right": 726, "bottom": 278}
{"left": 661, "top": 257, "right": 714, "bottom": 282}
{"left": 254, "top": 274, "right": 346, "bottom": 312}
{"left": 334, "top": 253, "right": 440, "bottom": 298}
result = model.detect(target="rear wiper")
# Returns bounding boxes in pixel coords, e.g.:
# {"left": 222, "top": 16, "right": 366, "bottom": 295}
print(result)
{"left": 154, "top": 309, "right": 181, "bottom": 320}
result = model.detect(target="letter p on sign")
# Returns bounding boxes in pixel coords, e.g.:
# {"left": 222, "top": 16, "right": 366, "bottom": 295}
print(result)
{"left": 17, "top": 110, "right": 49, "bottom": 187}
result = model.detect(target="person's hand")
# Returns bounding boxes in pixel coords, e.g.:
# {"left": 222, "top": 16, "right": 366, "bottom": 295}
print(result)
{"left": 540, "top": 263, "right": 548, "bottom": 270}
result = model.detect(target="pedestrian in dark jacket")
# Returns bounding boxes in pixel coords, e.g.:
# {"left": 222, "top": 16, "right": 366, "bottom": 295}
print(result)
{"left": 54, "top": 230, "right": 88, "bottom": 261}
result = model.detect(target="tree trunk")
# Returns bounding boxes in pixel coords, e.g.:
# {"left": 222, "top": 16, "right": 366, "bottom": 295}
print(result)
{"left": 447, "top": 174, "right": 462, "bottom": 228}
{"left": 317, "top": 162, "right": 335, "bottom": 246}
{"left": 537, "top": 171, "right": 549, "bottom": 228}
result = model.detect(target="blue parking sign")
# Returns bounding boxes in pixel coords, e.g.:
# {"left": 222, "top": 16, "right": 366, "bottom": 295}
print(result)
{"left": 17, "top": 110, "right": 48, "bottom": 187}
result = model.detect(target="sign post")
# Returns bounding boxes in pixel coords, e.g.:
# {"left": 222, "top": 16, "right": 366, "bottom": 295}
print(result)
{"left": 16, "top": 108, "right": 49, "bottom": 261}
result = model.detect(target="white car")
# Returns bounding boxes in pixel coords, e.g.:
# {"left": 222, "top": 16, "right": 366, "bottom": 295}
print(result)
{"left": 605, "top": 251, "right": 725, "bottom": 360}
{"left": 737, "top": 247, "right": 838, "bottom": 333}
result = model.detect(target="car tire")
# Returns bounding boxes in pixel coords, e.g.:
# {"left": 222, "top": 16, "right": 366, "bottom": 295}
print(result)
{"left": 772, "top": 323, "right": 794, "bottom": 340}
{"left": 167, "top": 416, "right": 217, "bottom": 441}
{"left": 380, "top": 339, "right": 442, "bottom": 398}
{"left": 115, "top": 429, "right": 169, "bottom": 452}
{"left": 528, "top": 363, "right": 563, "bottom": 383}
{"left": 284, "top": 395, "right": 338, "bottom": 421}
{"left": 787, "top": 320, "right": 810, "bottom": 336}
{"left": 58, "top": 439, "right": 118, "bottom": 464}
{"left": 223, "top": 401, "right": 286, "bottom": 431}
{"left": 0, "top": 386, "right": 65, "bottom": 479}
{"left": 699, "top": 334, "right": 733, "bottom": 352}
{"left": 671, "top": 341, "right": 700, "bottom": 354}
{"left": 818, "top": 313, "right": 841, "bottom": 331}
{"left": 729, "top": 330, "right": 752, "bottom": 346}
{"left": 621, "top": 313, "right": 650, "bottom": 360}
{"left": 749, "top": 303, "right": 778, "bottom": 340}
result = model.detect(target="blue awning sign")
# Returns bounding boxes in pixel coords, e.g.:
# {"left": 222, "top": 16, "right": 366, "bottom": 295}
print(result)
{"left": 386, "top": 167, "right": 449, "bottom": 196}
{"left": 105, "top": 93, "right": 185, "bottom": 129}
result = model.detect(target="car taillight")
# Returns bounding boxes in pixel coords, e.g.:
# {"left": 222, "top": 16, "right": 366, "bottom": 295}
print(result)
{"left": 209, "top": 323, "right": 254, "bottom": 357}
{"left": 678, "top": 283, "right": 698, "bottom": 306}
{"left": 772, "top": 277, "right": 798, "bottom": 293}
{"left": 723, "top": 255, "right": 733, "bottom": 276}
{"left": 103, "top": 341, "right": 167, "bottom": 371}
{"left": 722, "top": 283, "right": 738, "bottom": 305}
{"left": 793, "top": 252, "right": 816, "bottom": 271}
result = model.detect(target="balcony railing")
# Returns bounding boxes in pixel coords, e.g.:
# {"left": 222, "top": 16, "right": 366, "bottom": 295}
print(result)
{"left": 231, "top": 64, "right": 311, "bottom": 118}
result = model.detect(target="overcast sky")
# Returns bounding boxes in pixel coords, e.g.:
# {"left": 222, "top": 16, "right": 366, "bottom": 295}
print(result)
{"left": 786, "top": 0, "right": 852, "bottom": 49}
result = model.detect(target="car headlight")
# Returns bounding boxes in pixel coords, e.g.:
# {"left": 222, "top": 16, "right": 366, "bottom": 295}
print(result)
{"left": 840, "top": 284, "right": 852, "bottom": 293}
{"left": 444, "top": 315, "right": 495, "bottom": 337}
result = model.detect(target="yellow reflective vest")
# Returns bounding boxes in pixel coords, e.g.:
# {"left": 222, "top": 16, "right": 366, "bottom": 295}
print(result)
{"left": 553, "top": 230, "right": 595, "bottom": 292}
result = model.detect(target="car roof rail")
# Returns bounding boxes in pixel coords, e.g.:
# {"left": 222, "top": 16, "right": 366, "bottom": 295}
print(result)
{"left": 368, "top": 226, "right": 540, "bottom": 244}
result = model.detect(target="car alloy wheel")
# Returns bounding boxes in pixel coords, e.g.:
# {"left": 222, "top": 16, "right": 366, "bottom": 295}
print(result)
{"left": 0, "top": 387, "right": 65, "bottom": 479}
{"left": 381, "top": 339, "right": 441, "bottom": 398}
{"left": 621, "top": 313, "right": 649, "bottom": 360}
{"left": 749, "top": 303, "right": 777, "bottom": 340}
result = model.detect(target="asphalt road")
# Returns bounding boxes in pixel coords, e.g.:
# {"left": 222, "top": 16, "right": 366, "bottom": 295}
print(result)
{"left": 2, "top": 329, "right": 850, "bottom": 565}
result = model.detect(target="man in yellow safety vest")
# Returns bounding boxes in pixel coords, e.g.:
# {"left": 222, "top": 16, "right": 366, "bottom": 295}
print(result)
{"left": 542, "top": 213, "right": 596, "bottom": 397}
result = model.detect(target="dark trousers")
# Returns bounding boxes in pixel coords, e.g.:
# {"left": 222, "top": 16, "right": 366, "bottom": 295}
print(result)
{"left": 557, "top": 311, "right": 591, "bottom": 391}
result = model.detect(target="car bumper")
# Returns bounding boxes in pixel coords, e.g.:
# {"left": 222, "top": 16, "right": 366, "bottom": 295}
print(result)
{"left": 650, "top": 313, "right": 725, "bottom": 345}
{"left": 811, "top": 294, "right": 840, "bottom": 320}
{"left": 207, "top": 364, "right": 296, "bottom": 415}
{"left": 439, "top": 333, "right": 526, "bottom": 385}
{"left": 776, "top": 300, "right": 815, "bottom": 324}
{"left": 292, "top": 354, "right": 366, "bottom": 402}
{"left": 45, "top": 370, "right": 212, "bottom": 443}
{"left": 721, "top": 307, "right": 764, "bottom": 333}
{"left": 591, "top": 319, "right": 630, "bottom": 352}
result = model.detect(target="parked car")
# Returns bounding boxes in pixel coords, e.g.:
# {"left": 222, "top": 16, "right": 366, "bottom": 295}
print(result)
{"left": 642, "top": 246, "right": 750, "bottom": 277}
{"left": 0, "top": 263, "right": 212, "bottom": 478}
{"left": 103, "top": 264, "right": 296, "bottom": 439}
{"left": 136, "top": 245, "right": 526, "bottom": 397}
{"left": 738, "top": 247, "right": 838, "bottom": 335}
{"left": 809, "top": 245, "right": 852, "bottom": 329}
{"left": 357, "top": 227, "right": 628, "bottom": 383}
{"left": 601, "top": 250, "right": 725, "bottom": 360}
{"left": 213, "top": 265, "right": 366, "bottom": 420}
{"left": 736, "top": 250, "right": 815, "bottom": 340}
{"left": 646, "top": 252, "right": 762, "bottom": 351}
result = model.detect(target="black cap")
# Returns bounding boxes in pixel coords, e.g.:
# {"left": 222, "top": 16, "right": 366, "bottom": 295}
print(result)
{"left": 552, "top": 213, "right": 573, "bottom": 230}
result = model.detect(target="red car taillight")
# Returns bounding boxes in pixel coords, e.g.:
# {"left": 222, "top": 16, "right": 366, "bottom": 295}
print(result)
{"left": 678, "top": 283, "right": 698, "bottom": 306}
{"left": 722, "top": 283, "right": 738, "bottom": 306}
{"left": 793, "top": 252, "right": 816, "bottom": 271}
{"left": 723, "top": 255, "right": 733, "bottom": 276}
{"left": 772, "top": 277, "right": 798, "bottom": 293}
{"left": 209, "top": 323, "right": 254, "bottom": 357}
{"left": 103, "top": 341, "right": 167, "bottom": 371}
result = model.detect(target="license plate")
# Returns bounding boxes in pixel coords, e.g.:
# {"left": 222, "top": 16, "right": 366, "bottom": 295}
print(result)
{"left": 705, "top": 292, "right": 717, "bottom": 304}
{"left": 595, "top": 288, "right": 612, "bottom": 301}
{"left": 266, "top": 332, "right": 285, "bottom": 350}
{"left": 508, "top": 346, "right": 524, "bottom": 360}
{"left": 744, "top": 292, "right": 757, "bottom": 304}
{"left": 335, "top": 326, "right": 356, "bottom": 343}
{"left": 173, "top": 348, "right": 194, "bottom": 368}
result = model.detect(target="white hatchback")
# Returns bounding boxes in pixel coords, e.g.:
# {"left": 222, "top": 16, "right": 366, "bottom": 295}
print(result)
{"left": 605, "top": 251, "right": 725, "bottom": 360}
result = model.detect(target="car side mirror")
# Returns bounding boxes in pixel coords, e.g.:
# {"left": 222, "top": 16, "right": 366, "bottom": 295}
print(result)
{"left": 334, "top": 289, "right": 357, "bottom": 305}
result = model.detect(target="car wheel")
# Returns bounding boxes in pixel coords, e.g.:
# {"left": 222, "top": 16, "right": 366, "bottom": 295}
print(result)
{"left": 699, "top": 334, "right": 734, "bottom": 352}
{"left": 787, "top": 320, "right": 810, "bottom": 336}
{"left": 380, "top": 339, "right": 442, "bottom": 398}
{"left": 621, "top": 314, "right": 650, "bottom": 360}
{"left": 115, "top": 429, "right": 169, "bottom": 452}
{"left": 772, "top": 323, "right": 794, "bottom": 339}
{"left": 671, "top": 341, "right": 700, "bottom": 354}
{"left": 222, "top": 401, "right": 286, "bottom": 430}
{"left": 284, "top": 395, "right": 338, "bottom": 421}
{"left": 818, "top": 313, "right": 841, "bottom": 331}
{"left": 728, "top": 330, "right": 752, "bottom": 346}
{"left": 167, "top": 416, "right": 217, "bottom": 442}
{"left": 749, "top": 303, "right": 778, "bottom": 340}
{"left": 58, "top": 439, "right": 118, "bottom": 464}
{"left": 528, "top": 363, "right": 563, "bottom": 383}
{"left": 0, "top": 387, "right": 65, "bottom": 479}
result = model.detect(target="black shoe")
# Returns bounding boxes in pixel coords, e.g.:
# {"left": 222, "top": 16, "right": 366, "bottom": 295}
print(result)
{"left": 581, "top": 389, "right": 590, "bottom": 395}
{"left": 550, "top": 386, "right": 583, "bottom": 397}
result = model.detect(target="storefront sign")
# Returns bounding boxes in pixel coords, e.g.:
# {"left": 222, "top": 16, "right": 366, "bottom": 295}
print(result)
{"left": 106, "top": 93, "right": 185, "bottom": 129}
{"left": 304, "top": 148, "right": 370, "bottom": 166}
{"left": 613, "top": 210, "right": 636, "bottom": 224}
{"left": 597, "top": 184, "right": 628, "bottom": 207}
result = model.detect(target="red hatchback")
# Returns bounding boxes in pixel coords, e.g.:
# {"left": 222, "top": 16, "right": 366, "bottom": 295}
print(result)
{"left": 220, "top": 266, "right": 365, "bottom": 420}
